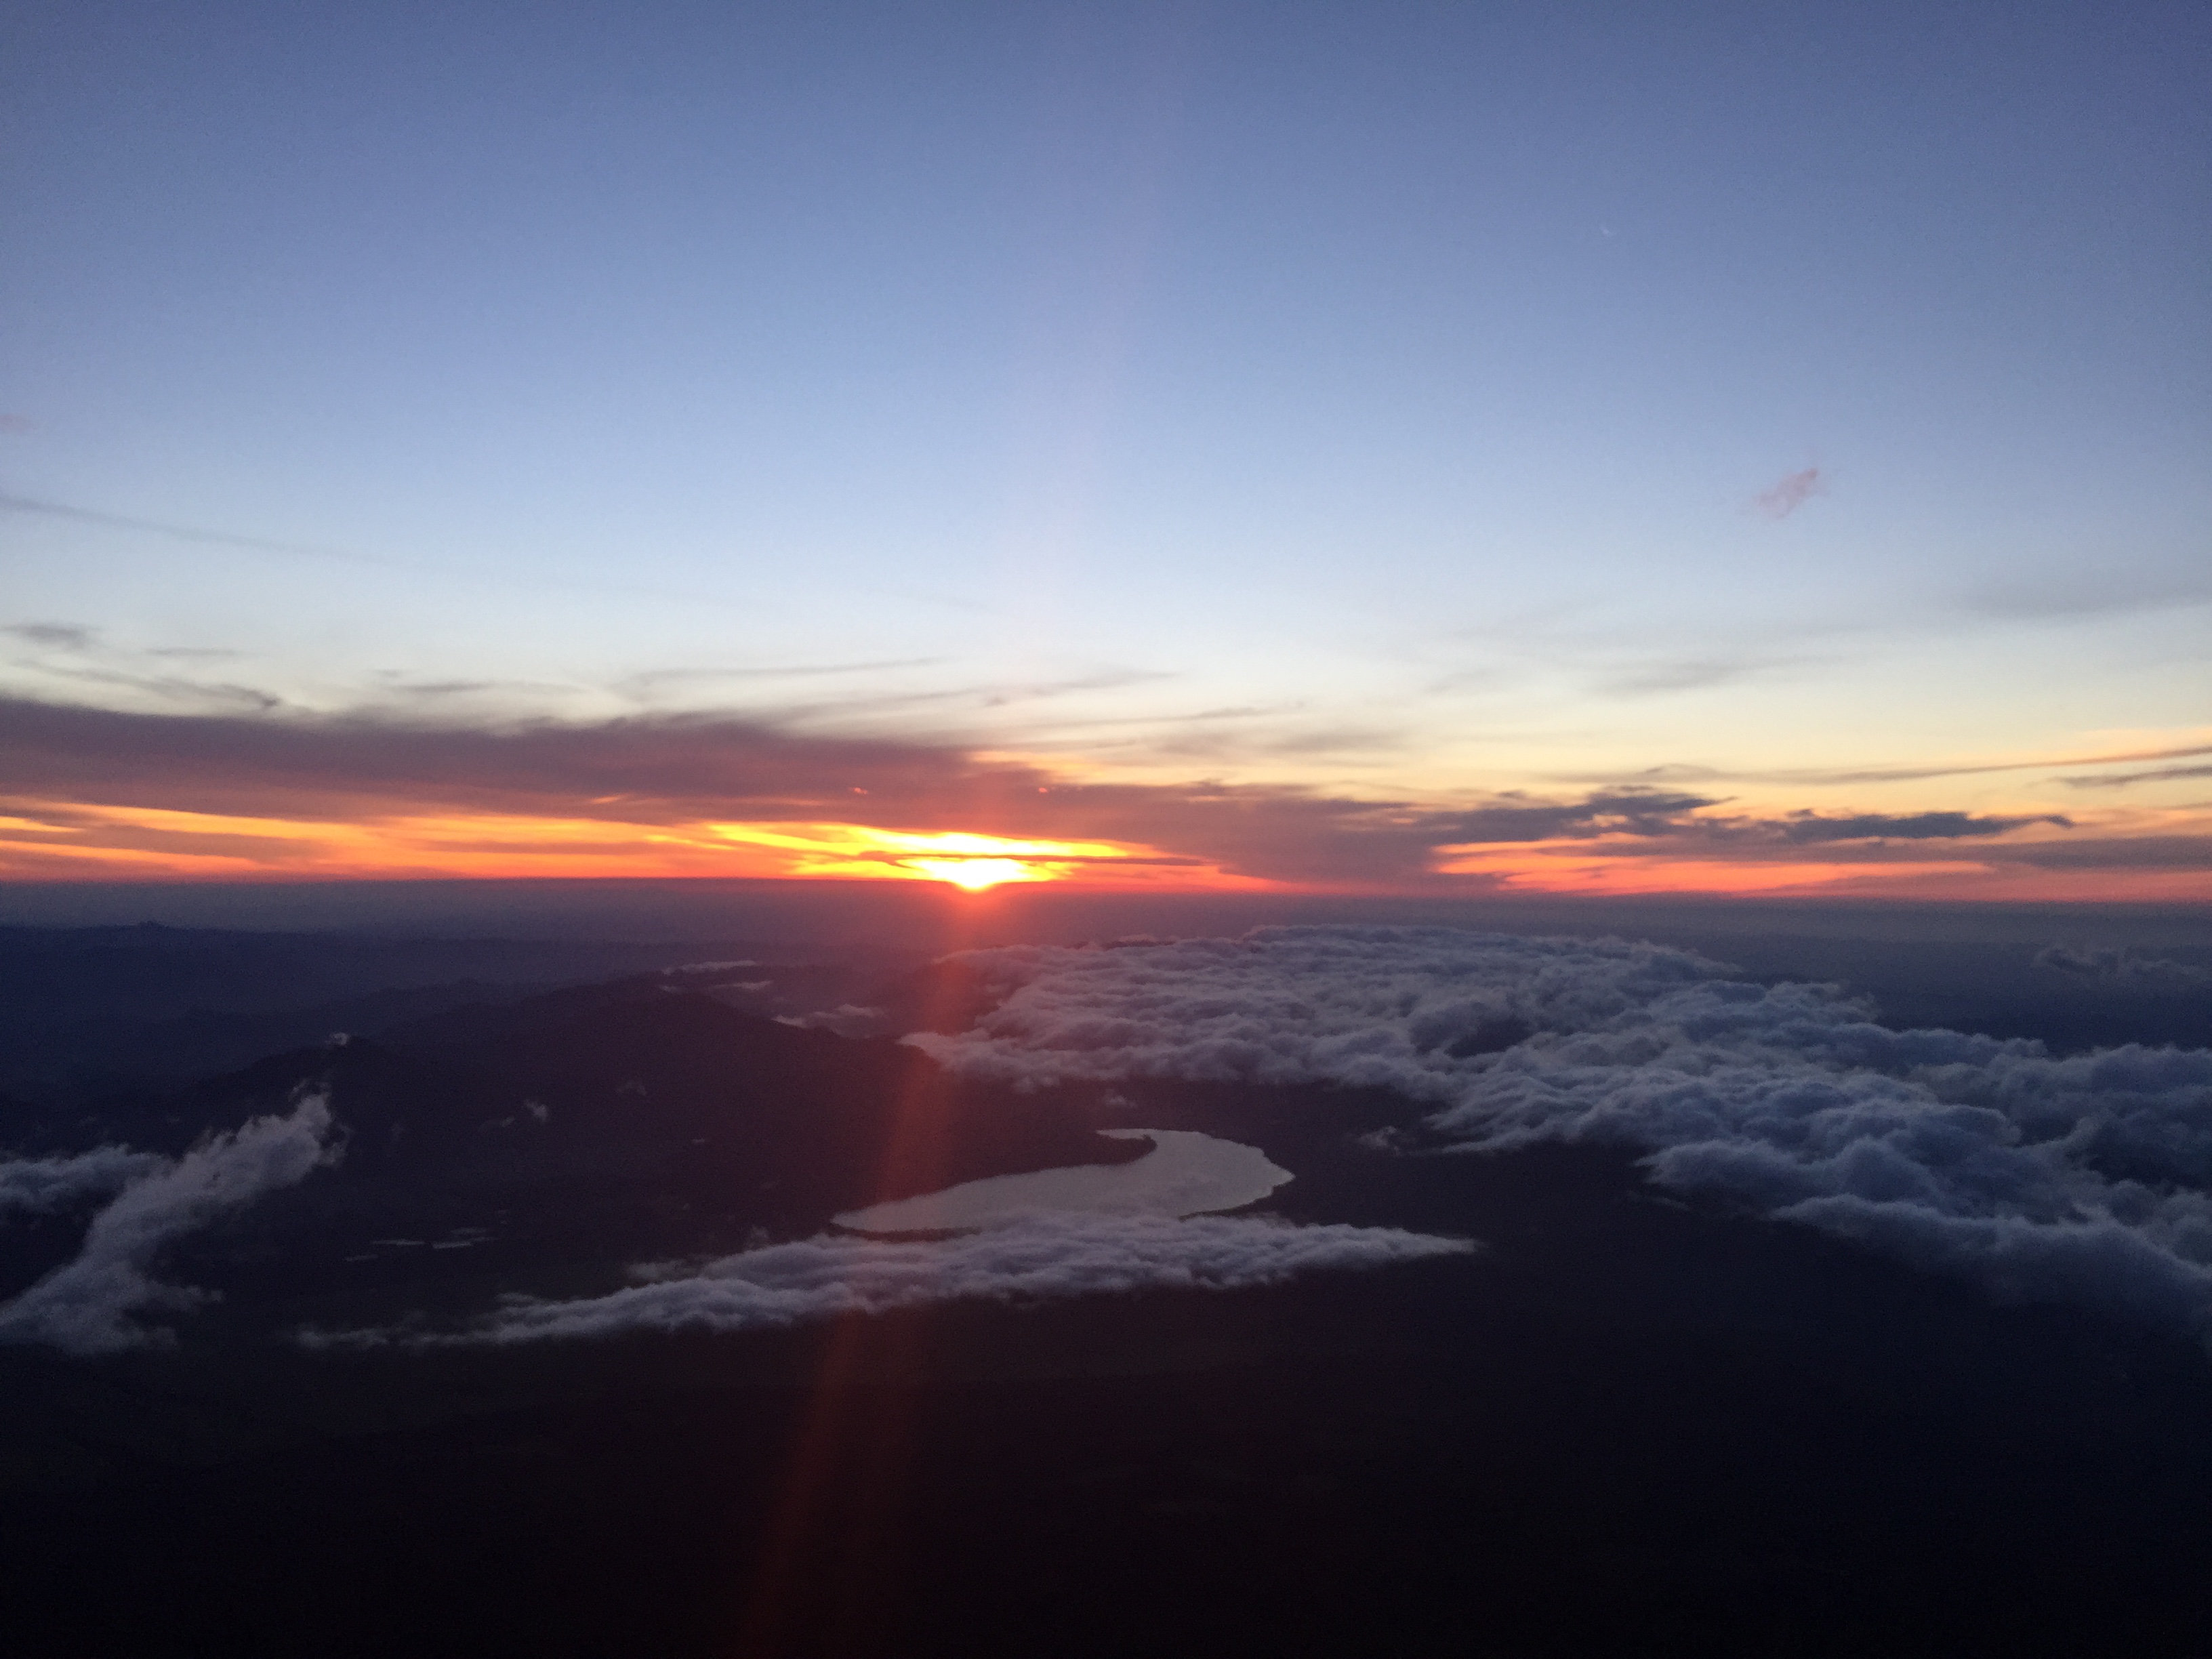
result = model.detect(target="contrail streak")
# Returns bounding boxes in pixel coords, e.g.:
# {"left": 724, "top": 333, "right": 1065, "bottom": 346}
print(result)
{"left": 0, "top": 491, "right": 394, "bottom": 566}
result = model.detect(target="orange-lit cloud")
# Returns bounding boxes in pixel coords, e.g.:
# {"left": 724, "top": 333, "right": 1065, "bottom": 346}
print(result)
{"left": 0, "top": 800, "right": 1236, "bottom": 890}
{"left": 1431, "top": 837, "right": 2211, "bottom": 903}
{"left": 0, "top": 697, "right": 2204, "bottom": 901}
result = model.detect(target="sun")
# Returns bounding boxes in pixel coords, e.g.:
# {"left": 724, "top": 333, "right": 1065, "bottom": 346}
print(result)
{"left": 685, "top": 822, "right": 1212, "bottom": 890}
{"left": 905, "top": 856, "right": 1030, "bottom": 892}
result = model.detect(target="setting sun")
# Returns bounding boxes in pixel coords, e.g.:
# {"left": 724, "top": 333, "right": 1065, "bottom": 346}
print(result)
{"left": 0, "top": 802, "right": 1258, "bottom": 890}
{"left": 907, "top": 856, "right": 1031, "bottom": 891}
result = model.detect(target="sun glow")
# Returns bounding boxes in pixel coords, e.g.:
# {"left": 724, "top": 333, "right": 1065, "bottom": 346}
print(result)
{"left": 0, "top": 798, "right": 1233, "bottom": 889}
{"left": 906, "top": 856, "right": 1031, "bottom": 892}
{"left": 698, "top": 824, "right": 1213, "bottom": 889}
{"left": 2, "top": 795, "right": 2192, "bottom": 902}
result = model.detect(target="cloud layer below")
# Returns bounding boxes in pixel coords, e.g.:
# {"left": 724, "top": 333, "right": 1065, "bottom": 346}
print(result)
{"left": 0, "top": 1095, "right": 340, "bottom": 1354}
{"left": 909, "top": 928, "right": 2212, "bottom": 1339}
{"left": 0, "top": 1144, "right": 165, "bottom": 1216}
{"left": 310, "top": 1212, "right": 1473, "bottom": 1348}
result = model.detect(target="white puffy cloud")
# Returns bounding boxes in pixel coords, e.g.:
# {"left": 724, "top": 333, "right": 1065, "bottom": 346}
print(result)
{"left": 0, "top": 1145, "right": 166, "bottom": 1214}
{"left": 0, "top": 1095, "right": 340, "bottom": 1355}
{"left": 308, "top": 1211, "right": 1473, "bottom": 1348}
{"left": 907, "top": 927, "right": 2212, "bottom": 1338}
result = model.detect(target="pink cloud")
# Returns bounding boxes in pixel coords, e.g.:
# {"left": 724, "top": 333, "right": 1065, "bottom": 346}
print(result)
{"left": 1754, "top": 466, "right": 1826, "bottom": 519}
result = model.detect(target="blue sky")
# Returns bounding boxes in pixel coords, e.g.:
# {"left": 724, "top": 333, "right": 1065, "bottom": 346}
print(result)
{"left": 2, "top": 2, "right": 2207, "bottom": 895}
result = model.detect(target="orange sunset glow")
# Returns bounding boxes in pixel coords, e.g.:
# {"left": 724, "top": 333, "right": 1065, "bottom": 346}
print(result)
{"left": 0, "top": 789, "right": 2198, "bottom": 901}
{"left": 0, "top": 798, "right": 1241, "bottom": 890}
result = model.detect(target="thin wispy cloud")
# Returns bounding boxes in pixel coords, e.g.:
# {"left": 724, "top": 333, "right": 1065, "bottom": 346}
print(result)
{"left": 747, "top": 668, "right": 1178, "bottom": 733}
{"left": 1958, "top": 567, "right": 2212, "bottom": 622}
{"left": 1554, "top": 741, "right": 2212, "bottom": 790}
{"left": 3, "top": 621, "right": 96, "bottom": 650}
{"left": 8, "top": 659, "right": 285, "bottom": 714}
{"left": 2064, "top": 763, "right": 2212, "bottom": 790}
{"left": 1594, "top": 656, "right": 1805, "bottom": 698}
{"left": 0, "top": 491, "right": 390, "bottom": 566}
{"left": 0, "top": 493, "right": 792, "bottom": 619}
{"left": 615, "top": 660, "right": 946, "bottom": 697}
{"left": 3, "top": 622, "right": 302, "bottom": 720}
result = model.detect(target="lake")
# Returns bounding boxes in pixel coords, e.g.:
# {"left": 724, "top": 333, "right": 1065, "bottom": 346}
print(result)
{"left": 834, "top": 1130, "right": 1292, "bottom": 1233}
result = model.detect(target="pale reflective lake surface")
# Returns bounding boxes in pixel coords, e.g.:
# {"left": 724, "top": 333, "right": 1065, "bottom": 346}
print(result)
{"left": 834, "top": 1130, "right": 1292, "bottom": 1234}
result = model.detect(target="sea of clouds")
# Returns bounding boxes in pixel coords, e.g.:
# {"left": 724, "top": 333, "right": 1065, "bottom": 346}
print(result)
{"left": 7, "top": 924, "right": 2209, "bottom": 1354}
{"left": 907, "top": 926, "right": 2212, "bottom": 1340}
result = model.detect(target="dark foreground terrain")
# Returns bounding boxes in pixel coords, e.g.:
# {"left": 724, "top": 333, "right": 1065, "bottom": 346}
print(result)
{"left": 9, "top": 1142, "right": 2212, "bottom": 1658}
{"left": 2, "top": 914, "right": 2209, "bottom": 1657}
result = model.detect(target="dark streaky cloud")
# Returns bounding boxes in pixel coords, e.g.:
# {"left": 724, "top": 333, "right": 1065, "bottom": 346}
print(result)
{"left": 1774, "top": 810, "right": 2067, "bottom": 843}
{"left": 2035, "top": 944, "right": 2211, "bottom": 989}
{"left": 4, "top": 622, "right": 96, "bottom": 650}
{"left": 1438, "top": 794, "right": 2062, "bottom": 848}
{"left": 2065, "top": 764, "right": 2212, "bottom": 790}
{"left": 1991, "top": 836, "right": 2212, "bottom": 872}
{"left": 0, "top": 699, "right": 2118, "bottom": 883}
{"left": 1554, "top": 741, "right": 2212, "bottom": 790}
{"left": 0, "top": 695, "right": 1473, "bottom": 884}
{"left": 1441, "top": 791, "right": 1721, "bottom": 842}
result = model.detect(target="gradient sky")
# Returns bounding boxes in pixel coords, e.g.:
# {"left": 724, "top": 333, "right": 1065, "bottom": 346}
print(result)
{"left": 3, "top": 1, "right": 2208, "bottom": 898}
